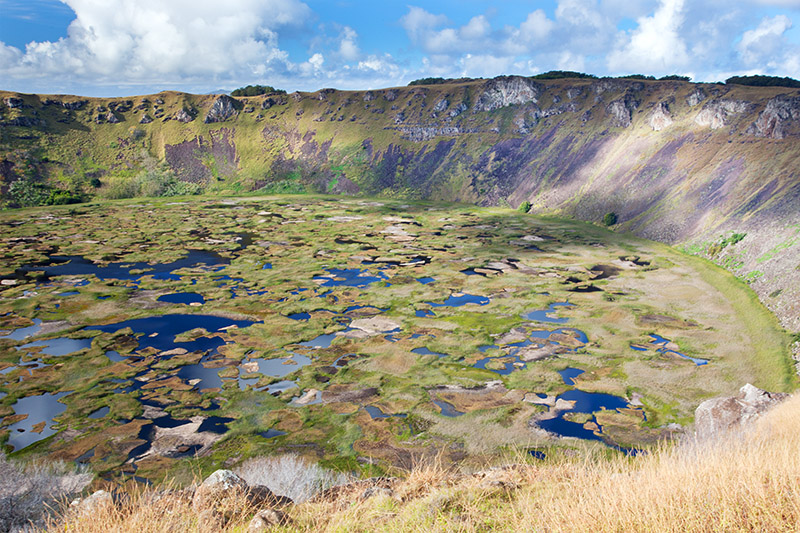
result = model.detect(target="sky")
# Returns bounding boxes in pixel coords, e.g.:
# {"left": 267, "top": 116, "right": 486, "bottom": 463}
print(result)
{"left": 1, "top": 0, "right": 800, "bottom": 96}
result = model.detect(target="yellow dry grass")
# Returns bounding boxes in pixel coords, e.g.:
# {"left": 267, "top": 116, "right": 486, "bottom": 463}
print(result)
{"left": 46, "top": 396, "right": 800, "bottom": 532}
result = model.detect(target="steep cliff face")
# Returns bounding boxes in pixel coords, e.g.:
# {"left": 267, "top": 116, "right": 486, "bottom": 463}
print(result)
{"left": 1, "top": 77, "right": 799, "bottom": 330}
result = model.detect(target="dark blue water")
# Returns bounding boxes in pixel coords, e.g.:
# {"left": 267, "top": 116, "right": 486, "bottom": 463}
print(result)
{"left": 88, "top": 406, "right": 110, "bottom": 419}
{"left": 86, "top": 314, "right": 255, "bottom": 353}
{"left": 288, "top": 312, "right": 311, "bottom": 321}
{"left": 176, "top": 363, "right": 224, "bottom": 389}
{"left": 433, "top": 398, "right": 464, "bottom": 417}
{"left": 528, "top": 450, "right": 546, "bottom": 460}
{"left": 260, "top": 428, "right": 286, "bottom": 438}
{"left": 558, "top": 367, "right": 585, "bottom": 385}
{"left": 415, "top": 309, "right": 435, "bottom": 317}
{"left": 313, "top": 268, "right": 389, "bottom": 288}
{"left": 647, "top": 334, "right": 708, "bottom": 365}
{"left": 364, "top": 405, "right": 407, "bottom": 419}
{"left": 197, "top": 416, "right": 233, "bottom": 433}
{"left": 427, "top": 293, "right": 490, "bottom": 307}
{"left": 416, "top": 277, "right": 435, "bottom": 285}
{"left": 19, "top": 250, "right": 228, "bottom": 281}
{"left": 6, "top": 391, "right": 72, "bottom": 451}
{"left": 18, "top": 337, "right": 93, "bottom": 356}
{"left": 262, "top": 263, "right": 272, "bottom": 270}
{"left": 474, "top": 354, "right": 525, "bottom": 375}
{"left": 297, "top": 333, "right": 337, "bottom": 349}
{"left": 158, "top": 292, "right": 205, "bottom": 305}
{"left": 411, "top": 347, "right": 447, "bottom": 358}
{"left": 523, "top": 302, "right": 574, "bottom": 323}
{"left": 1, "top": 319, "right": 43, "bottom": 340}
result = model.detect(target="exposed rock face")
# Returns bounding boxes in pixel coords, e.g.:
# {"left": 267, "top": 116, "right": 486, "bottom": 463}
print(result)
{"left": 262, "top": 96, "right": 286, "bottom": 109}
{"left": 686, "top": 88, "right": 706, "bottom": 107}
{"left": 70, "top": 489, "right": 113, "bottom": 516}
{"left": 175, "top": 108, "right": 194, "bottom": 123}
{"left": 105, "top": 112, "right": 120, "bottom": 124}
{"left": 363, "top": 91, "right": 375, "bottom": 102}
{"left": 649, "top": 101, "right": 673, "bottom": 131}
{"left": 694, "top": 383, "right": 789, "bottom": 439}
{"left": 62, "top": 100, "right": 88, "bottom": 110}
{"left": 397, "top": 125, "right": 477, "bottom": 141}
{"left": 606, "top": 91, "right": 639, "bottom": 127}
{"left": 695, "top": 99, "right": 752, "bottom": 129}
{"left": 432, "top": 98, "right": 449, "bottom": 113}
{"left": 747, "top": 94, "right": 800, "bottom": 139}
{"left": 205, "top": 94, "right": 239, "bottom": 123}
{"left": 139, "top": 114, "right": 153, "bottom": 124}
{"left": 3, "top": 97, "right": 24, "bottom": 108}
{"left": 383, "top": 89, "right": 398, "bottom": 101}
{"left": 474, "top": 76, "right": 541, "bottom": 112}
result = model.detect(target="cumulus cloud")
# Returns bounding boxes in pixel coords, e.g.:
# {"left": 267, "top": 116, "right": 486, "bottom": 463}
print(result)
{"left": 738, "top": 15, "right": 793, "bottom": 64}
{"left": 1, "top": 0, "right": 311, "bottom": 87}
{"left": 607, "top": 0, "right": 690, "bottom": 73}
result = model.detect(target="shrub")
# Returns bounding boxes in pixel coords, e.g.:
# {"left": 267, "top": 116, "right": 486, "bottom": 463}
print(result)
{"left": 235, "top": 454, "right": 351, "bottom": 503}
{"left": 531, "top": 71, "right": 597, "bottom": 80}
{"left": 725, "top": 75, "right": 800, "bottom": 88}
{"left": 603, "top": 212, "right": 618, "bottom": 226}
{"left": 659, "top": 75, "right": 691, "bottom": 81}
{"left": 0, "top": 452, "right": 91, "bottom": 532}
{"left": 231, "top": 85, "right": 286, "bottom": 97}
{"left": 518, "top": 201, "right": 531, "bottom": 213}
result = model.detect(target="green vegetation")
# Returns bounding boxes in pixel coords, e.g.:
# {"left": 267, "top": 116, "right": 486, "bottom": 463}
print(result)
{"left": 707, "top": 232, "right": 746, "bottom": 256}
{"left": 517, "top": 200, "right": 531, "bottom": 213}
{"left": 230, "top": 85, "right": 286, "bottom": 97}
{"left": 725, "top": 75, "right": 800, "bottom": 88}
{"left": 659, "top": 75, "right": 692, "bottom": 81}
{"left": 0, "top": 195, "right": 791, "bottom": 487}
{"left": 530, "top": 70, "right": 598, "bottom": 80}
{"left": 603, "top": 212, "right": 618, "bottom": 226}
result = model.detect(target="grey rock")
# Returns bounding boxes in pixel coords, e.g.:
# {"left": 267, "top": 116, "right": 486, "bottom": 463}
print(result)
{"left": 360, "top": 487, "right": 393, "bottom": 500}
{"left": 686, "top": 88, "right": 706, "bottom": 107}
{"left": 433, "top": 98, "right": 449, "bottom": 113}
{"left": 204, "top": 94, "right": 239, "bottom": 123}
{"left": 8, "top": 116, "right": 46, "bottom": 127}
{"left": 649, "top": 101, "right": 673, "bottom": 131}
{"left": 106, "top": 112, "right": 120, "bottom": 124}
{"left": 62, "top": 100, "right": 88, "bottom": 110}
{"left": 4, "top": 97, "right": 24, "bottom": 108}
{"left": 449, "top": 102, "right": 467, "bottom": 117}
{"left": 175, "top": 108, "right": 194, "bottom": 123}
{"left": 694, "top": 383, "right": 789, "bottom": 439}
{"left": 383, "top": 89, "right": 398, "bottom": 101}
{"left": 474, "top": 76, "right": 541, "bottom": 112}
{"left": 695, "top": 99, "right": 752, "bottom": 129}
{"left": 248, "top": 509, "right": 291, "bottom": 531}
{"left": 363, "top": 91, "right": 375, "bottom": 102}
{"left": 747, "top": 94, "right": 800, "bottom": 139}
{"left": 71, "top": 490, "right": 113, "bottom": 516}
{"left": 606, "top": 91, "right": 639, "bottom": 128}
{"left": 139, "top": 114, "right": 153, "bottom": 124}
{"left": 192, "top": 469, "right": 249, "bottom": 511}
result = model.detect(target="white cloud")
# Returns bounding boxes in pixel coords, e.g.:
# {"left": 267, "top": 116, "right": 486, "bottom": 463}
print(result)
{"left": 737, "top": 15, "right": 792, "bottom": 64}
{"left": 337, "top": 26, "right": 361, "bottom": 61}
{"left": 607, "top": 0, "right": 690, "bottom": 73}
{"left": 1, "top": 0, "right": 311, "bottom": 87}
{"left": 519, "top": 10, "right": 555, "bottom": 43}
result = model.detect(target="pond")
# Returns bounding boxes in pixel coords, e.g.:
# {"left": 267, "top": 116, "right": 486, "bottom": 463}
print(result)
{"left": 6, "top": 391, "right": 72, "bottom": 451}
{"left": 522, "top": 302, "right": 574, "bottom": 323}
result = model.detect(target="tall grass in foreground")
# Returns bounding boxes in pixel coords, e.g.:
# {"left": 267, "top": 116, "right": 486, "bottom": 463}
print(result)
{"left": 44, "top": 394, "right": 800, "bottom": 532}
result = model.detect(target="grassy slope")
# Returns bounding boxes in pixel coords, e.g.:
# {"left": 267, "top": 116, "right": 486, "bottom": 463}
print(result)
{"left": 48, "top": 391, "right": 800, "bottom": 532}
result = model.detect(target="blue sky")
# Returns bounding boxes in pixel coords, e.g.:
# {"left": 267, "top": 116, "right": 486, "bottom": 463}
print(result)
{"left": 1, "top": 0, "right": 800, "bottom": 96}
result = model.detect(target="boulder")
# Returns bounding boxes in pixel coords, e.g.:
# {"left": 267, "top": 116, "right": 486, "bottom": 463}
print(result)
{"left": 139, "top": 114, "right": 153, "bottom": 124}
{"left": 4, "top": 97, "right": 24, "bottom": 108}
{"left": 247, "top": 508, "right": 291, "bottom": 531}
{"left": 71, "top": 489, "right": 113, "bottom": 516}
{"left": 192, "top": 469, "right": 250, "bottom": 512}
{"left": 694, "top": 383, "right": 789, "bottom": 439}
{"left": 695, "top": 99, "right": 752, "bottom": 129}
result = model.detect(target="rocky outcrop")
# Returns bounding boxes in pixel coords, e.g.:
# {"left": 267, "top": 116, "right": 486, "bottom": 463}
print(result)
{"left": 695, "top": 99, "right": 753, "bottom": 129}
{"left": 139, "top": 114, "right": 153, "bottom": 124}
{"left": 175, "top": 108, "right": 195, "bottom": 123}
{"left": 649, "top": 101, "right": 673, "bottom": 131}
{"left": 747, "top": 94, "right": 800, "bottom": 139}
{"left": 248, "top": 508, "right": 291, "bottom": 531}
{"left": 396, "top": 125, "right": 477, "bottom": 141}
{"left": 606, "top": 91, "right": 639, "bottom": 128}
{"left": 192, "top": 469, "right": 291, "bottom": 523}
{"left": 62, "top": 100, "right": 88, "bottom": 110}
{"left": 205, "top": 94, "right": 239, "bottom": 123}
{"left": 3, "top": 97, "right": 24, "bottom": 108}
{"left": 105, "top": 112, "right": 120, "bottom": 124}
{"left": 473, "top": 76, "right": 541, "bottom": 112}
{"left": 686, "top": 88, "right": 706, "bottom": 107}
{"left": 694, "top": 383, "right": 789, "bottom": 439}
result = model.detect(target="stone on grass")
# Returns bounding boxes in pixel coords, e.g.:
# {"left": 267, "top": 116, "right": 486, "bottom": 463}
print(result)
{"left": 694, "top": 383, "right": 789, "bottom": 439}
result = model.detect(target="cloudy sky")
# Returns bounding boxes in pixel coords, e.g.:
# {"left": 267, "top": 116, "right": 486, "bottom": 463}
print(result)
{"left": 1, "top": 0, "right": 799, "bottom": 96}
